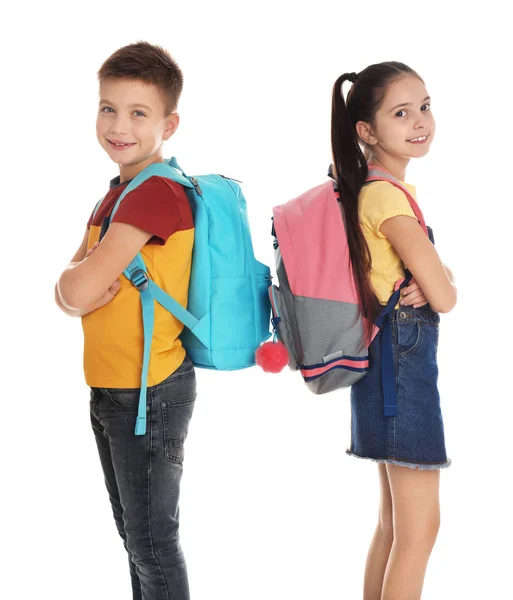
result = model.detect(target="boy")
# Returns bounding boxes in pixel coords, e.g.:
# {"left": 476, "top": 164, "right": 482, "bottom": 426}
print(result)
{"left": 55, "top": 42, "right": 196, "bottom": 600}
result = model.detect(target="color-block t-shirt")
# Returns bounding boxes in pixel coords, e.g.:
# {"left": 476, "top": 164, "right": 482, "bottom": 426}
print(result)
{"left": 359, "top": 180, "right": 417, "bottom": 305}
{"left": 82, "top": 175, "right": 194, "bottom": 388}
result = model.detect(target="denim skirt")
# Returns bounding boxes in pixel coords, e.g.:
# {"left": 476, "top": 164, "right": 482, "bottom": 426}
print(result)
{"left": 347, "top": 304, "right": 451, "bottom": 470}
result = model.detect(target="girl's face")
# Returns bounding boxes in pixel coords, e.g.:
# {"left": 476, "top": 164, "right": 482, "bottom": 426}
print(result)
{"left": 360, "top": 75, "right": 435, "bottom": 162}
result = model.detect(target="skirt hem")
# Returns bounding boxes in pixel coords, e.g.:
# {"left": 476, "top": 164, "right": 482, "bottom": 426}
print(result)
{"left": 346, "top": 450, "right": 451, "bottom": 471}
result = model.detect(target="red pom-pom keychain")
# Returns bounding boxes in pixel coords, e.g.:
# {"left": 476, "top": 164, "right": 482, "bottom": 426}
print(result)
{"left": 255, "top": 338, "right": 289, "bottom": 373}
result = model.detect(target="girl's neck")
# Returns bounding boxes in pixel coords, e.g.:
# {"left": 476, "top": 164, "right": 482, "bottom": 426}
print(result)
{"left": 368, "top": 154, "right": 410, "bottom": 182}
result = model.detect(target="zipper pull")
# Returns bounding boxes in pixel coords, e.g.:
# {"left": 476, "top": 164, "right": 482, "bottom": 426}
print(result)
{"left": 190, "top": 177, "right": 203, "bottom": 195}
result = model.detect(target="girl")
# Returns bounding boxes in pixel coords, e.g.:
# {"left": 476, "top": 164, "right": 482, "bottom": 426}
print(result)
{"left": 331, "top": 62, "right": 457, "bottom": 599}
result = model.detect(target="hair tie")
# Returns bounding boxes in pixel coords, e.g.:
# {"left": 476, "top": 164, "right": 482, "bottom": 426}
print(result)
{"left": 348, "top": 72, "right": 358, "bottom": 83}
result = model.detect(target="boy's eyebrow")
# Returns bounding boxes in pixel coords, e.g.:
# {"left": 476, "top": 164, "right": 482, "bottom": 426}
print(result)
{"left": 389, "top": 96, "right": 431, "bottom": 113}
{"left": 129, "top": 103, "right": 153, "bottom": 111}
{"left": 99, "top": 99, "right": 153, "bottom": 111}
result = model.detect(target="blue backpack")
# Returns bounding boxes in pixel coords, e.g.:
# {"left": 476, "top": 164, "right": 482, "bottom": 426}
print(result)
{"left": 93, "top": 157, "right": 272, "bottom": 434}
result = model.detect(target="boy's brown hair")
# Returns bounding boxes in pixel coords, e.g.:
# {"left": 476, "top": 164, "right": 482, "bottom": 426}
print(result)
{"left": 98, "top": 41, "right": 183, "bottom": 114}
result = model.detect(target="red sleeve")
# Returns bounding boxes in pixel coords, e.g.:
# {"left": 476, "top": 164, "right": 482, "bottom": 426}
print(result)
{"left": 111, "top": 176, "right": 192, "bottom": 245}
{"left": 87, "top": 196, "right": 106, "bottom": 230}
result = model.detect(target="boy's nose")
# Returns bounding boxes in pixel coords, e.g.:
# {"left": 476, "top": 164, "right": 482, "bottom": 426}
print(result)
{"left": 109, "top": 116, "right": 130, "bottom": 135}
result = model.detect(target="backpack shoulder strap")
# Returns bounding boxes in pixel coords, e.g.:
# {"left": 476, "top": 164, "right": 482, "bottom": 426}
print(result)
{"left": 109, "top": 160, "right": 203, "bottom": 335}
{"left": 365, "top": 167, "right": 428, "bottom": 235}
{"left": 110, "top": 161, "right": 193, "bottom": 221}
{"left": 366, "top": 167, "right": 431, "bottom": 419}
{"left": 103, "top": 160, "right": 206, "bottom": 437}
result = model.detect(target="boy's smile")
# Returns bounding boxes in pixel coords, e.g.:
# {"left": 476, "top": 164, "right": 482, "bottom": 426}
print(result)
{"left": 107, "top": 139, "right": 136, "bottom": 150}
{"left": 96, "top": 78, "right": 179, "bottom": 181}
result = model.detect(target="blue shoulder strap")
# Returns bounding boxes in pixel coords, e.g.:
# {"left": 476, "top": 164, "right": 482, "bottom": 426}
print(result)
{"left": 374, "top": 278, "right": 411, "bottom": 418}
{"left": 367, "top": 168, "right": 415, "bottom": 419}
{"left": 104, "top": 161, "right": 205, "bottom": 435}
{"left": 111, "top": 161, "right": 193, "bottom": 220}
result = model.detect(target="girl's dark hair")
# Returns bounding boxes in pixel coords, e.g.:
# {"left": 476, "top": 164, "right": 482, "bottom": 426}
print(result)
{"left": 331, "top": 61, "right": 420, "bottom": 342}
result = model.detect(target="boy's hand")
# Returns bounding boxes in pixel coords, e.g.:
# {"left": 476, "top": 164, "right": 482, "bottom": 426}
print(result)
{"left": 400, "top": 277, "right": 428, "bottom": 308}
{"left": 59, "top": 222, "right": 151, "bottom": 312}
{"left": 88, "top": 280, "right": 121, "bottom": 312}
{"left": 82, "top": 241, "right": 122, "bottom": 314}
{"left": 84, "top": 241, "right": 100, "bottom": 258}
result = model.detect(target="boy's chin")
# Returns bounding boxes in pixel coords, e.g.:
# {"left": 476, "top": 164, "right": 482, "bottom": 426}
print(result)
{"left": 104, "top": 150, "right": 137, "bottom": 166}
{"left": 102, "top": 144, "right": 137, "bottom": 164}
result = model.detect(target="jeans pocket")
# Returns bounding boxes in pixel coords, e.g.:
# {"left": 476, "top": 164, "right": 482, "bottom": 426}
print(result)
{"left": 397, "top": 322, "right": 423, "bottom": 357}
{"left": 103, "top": 388, "right": 140, "bottom": 411}
{"left": 156, "top": 361, "right": 197, "bottom": 463}
{"left": 161, "top": 397, "right": 196, "bottom": 464}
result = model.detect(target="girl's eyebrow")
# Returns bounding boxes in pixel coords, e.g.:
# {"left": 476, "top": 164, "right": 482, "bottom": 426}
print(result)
{"left": 389, "top": 96, "right": 431, "bottom": 114}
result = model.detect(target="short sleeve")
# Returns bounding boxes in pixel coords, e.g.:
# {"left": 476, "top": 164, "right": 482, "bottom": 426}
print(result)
{"left": 86, "top": 197, "right": 104, "bottom": 230}
{"left": 111, "top": 176, "right": 192, "bottom": 245}
{"left": 360, "top": 181, "right": 417, "bottom": 238}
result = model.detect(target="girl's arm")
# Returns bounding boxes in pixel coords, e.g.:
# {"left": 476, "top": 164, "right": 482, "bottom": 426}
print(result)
{"left": 380, "top": 216, "right": 457, "bottom": 313}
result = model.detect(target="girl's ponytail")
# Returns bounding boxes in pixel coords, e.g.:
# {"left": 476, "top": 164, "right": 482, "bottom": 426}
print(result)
{"left": 331, "top": 73, "right": 379, "bottom": 343}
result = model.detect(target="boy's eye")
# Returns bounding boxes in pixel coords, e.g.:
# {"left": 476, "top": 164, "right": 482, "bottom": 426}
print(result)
{"left": 395, "top": 110, "right": 406, "bottom": 118}
{"left": 101, "top": 106, "right": 114, "bottom": 113}
{"left": 421, "top": 103, "right": 431, "bottom": 112}
{"left": 133, "top": 110, "right": 146, "bottom": 117}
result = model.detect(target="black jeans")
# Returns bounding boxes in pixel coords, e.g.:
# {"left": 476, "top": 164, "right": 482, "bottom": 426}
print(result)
{"left": 90, "top": 356, "right": 196, "bottom": 600}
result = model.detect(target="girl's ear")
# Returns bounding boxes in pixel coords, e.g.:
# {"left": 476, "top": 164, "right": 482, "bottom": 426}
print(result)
{"left": 356, "top": 120, "right": 377, "bottom": 147}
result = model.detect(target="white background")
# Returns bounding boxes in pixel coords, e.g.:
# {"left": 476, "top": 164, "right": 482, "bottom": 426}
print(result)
{"left": 2, "top": 1, "right": 511, "bottom": 598}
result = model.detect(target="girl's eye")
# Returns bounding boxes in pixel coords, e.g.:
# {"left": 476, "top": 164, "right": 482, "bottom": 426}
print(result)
{"left": 395, "top": 110, "right": 406, "bottom": 118}
{"left": 421, "top": 104, "right": 431, "bottom": 112}
{"left": 134, "top": 110, "right": 146, "bottom": 117}
{"left": 101, "top": 106, "right": 114, "bottom": 113}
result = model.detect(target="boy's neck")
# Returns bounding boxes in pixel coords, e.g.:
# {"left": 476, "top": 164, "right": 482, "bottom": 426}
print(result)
{"left": 119, "top": 153, "right": 165, "bottom": 183}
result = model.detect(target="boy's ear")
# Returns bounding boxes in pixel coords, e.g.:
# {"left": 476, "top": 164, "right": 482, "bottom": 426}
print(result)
{"left": 355, "top": 120, "right": 377, "bottom": 146}
{"left": 163, "top": 113, "right": 180, "bottom": 141}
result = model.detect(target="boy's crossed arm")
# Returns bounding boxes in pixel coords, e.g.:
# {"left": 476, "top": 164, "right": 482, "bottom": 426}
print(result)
{"left": 55, "top": 223, "right": 152, "bottom": 317}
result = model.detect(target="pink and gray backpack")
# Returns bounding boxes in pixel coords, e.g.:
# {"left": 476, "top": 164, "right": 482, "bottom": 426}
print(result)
{"left": 258, "top": 166, "right": 430, "bottom": 414}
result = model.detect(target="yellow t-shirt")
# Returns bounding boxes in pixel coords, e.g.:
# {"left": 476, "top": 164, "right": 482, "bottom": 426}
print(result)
{"left": 359, "top": 180, "right": 417, "bottom": 305}
{"left": 82, "top": 175, "right": 194, "bottom": 389}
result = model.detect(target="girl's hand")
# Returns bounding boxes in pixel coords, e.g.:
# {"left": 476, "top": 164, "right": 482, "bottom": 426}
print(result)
{"left": 400, "top": 277, "right": 428, "bottom": 308}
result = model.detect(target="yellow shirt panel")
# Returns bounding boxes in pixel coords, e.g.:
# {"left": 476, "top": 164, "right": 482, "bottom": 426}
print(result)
{"left": 359, "top": 180, "right": 417, "bottom": 305}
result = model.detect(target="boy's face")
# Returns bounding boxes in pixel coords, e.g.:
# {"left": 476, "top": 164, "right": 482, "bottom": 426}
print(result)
{"left": 96, "top": 78, "right": 178, "bottom": 176}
